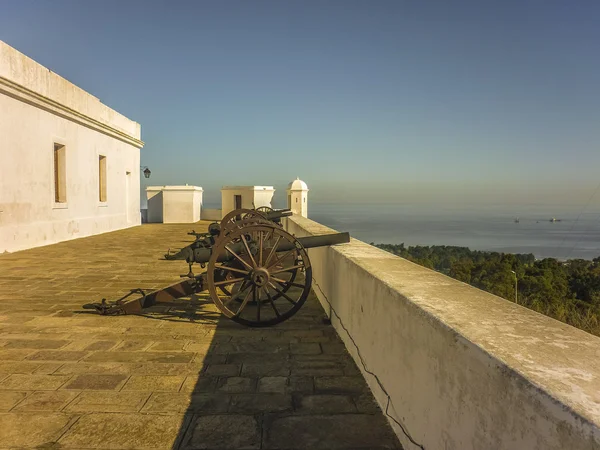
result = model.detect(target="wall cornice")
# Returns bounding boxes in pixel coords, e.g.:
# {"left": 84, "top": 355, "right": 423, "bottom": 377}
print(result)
{"left": 0, "top": 76, "right": 144, "bottom": 149}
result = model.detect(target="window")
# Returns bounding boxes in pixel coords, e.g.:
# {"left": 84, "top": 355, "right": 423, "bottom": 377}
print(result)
{"left": 99, "top": 155, "right": 107, "bottom": 202}
{"left": 53, "top": 143, "right": 66, "bottom": 203}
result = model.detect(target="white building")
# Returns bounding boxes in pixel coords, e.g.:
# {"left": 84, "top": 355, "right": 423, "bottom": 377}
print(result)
{"left": 220, "top": 186, "right": 275, "bottom": 218}
{"left": 287, "top": 178, "right": 309, "bottom": 217}
{"left": 146, "top": 185, "right": 203, "bottom": 223}
{"left": 0, "top": 41, "right": 144, "bottom": 253}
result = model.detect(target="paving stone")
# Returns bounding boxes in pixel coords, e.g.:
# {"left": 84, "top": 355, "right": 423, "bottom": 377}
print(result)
{"left": 1, "top": 339, "right": 69, "bottom": 349}
{"left": 180, "top": 375, "right": 218, "bottom": 393}
{"left": 354, "top": 392, "right": 384, "bottom": 414}
{"left": 182, "top": 415, "right": 260, "bottom": 449}
{"left": 0, "top": 412, "right": 74, "bottom": 447}
{"left": 295, "top": 394, "right": 357, "bottom": 414}
{"left": 291, "top": 362, "right": 345, "bottom": 377}
{"left": 58, "top": 412, "right": 184, "bottom": 448}
{"left": 113, "top": 340, "right": 153, "bottom": 351}
{"left": 84, "top": 340, "right": 118, "bottom": 351}
{"left": 229, "top": 393, "right": 292, "bottom": 414}
{"left": 258, "top": 376, "right": 287, "bottom": 393}
{"left": 62, "top": 374, "right": 128, "bottom": 390}
{"left": 184, "top": 342, "right": 212, "bottom": 353}
{"left": 0, "top": 374, "right": 71, "bottom": 390}
{"left": 314, "top": 376, "right": 367, "bottom": 393}
{"left": 205, "top": 364, "right": 241, "bottom": 376}
{"left": 263, "top": 414, "right": 400, "bottom": 449}
{"left": 321, "top": 343, "right": 347, "bottom": 354}
{"left": 215, "top": 342, "right": 286, "bottom": 354}
{"left": 65, "top": 391, "right": 150, "bottom": 412}
{"left": 0, "top": 361, "right": 56, "bottom": 374}
{"left": 241, "top": 362, "right": 290, "bottom": 377}
{"left": 216, "top": 376, "right": 255, "bottom": 393}
{"left": 0, "top": 391, "right": 27, "bottom": 411}
{"left": 122, "top": 375, "right": 186, "bottom": 391}
{"left": 0, "top": 223, "right": 400, "bottom": 449}
{"left": 148, "top": 340, "right": 188, "bottom": 351}
{"left": 227, "top": 353, "right": 290, "bottom": 363}
{"left": 0, "top": 349, "right": 36, "bottom": 360}
{"left": 288, "top": 376, "right": 314, "bottom": 393}
{"left": 26, "top": 350, "right": 88, "bottom": 361}
{"left": 142, "top": 392, "right": 230, "bottom": 414}
{"left": 290, "top": 343, "right": 322, "bottom": 355}
{"left": 12, "top": 391, "right": 79, "bottom": 411}
{"left": 85, "top": 351, "right": 195, "bottom": 363}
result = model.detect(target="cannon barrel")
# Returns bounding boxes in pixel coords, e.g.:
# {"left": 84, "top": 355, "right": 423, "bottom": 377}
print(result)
{"left": 168, "top": 231, "right": 350, "bottom": 263}
{"left": 263, "top": 210, "right": 292, "bottom": 221}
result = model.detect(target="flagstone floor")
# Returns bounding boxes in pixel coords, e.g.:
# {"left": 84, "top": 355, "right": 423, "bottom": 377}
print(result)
{"left": 0, "top": 222, "right": 400, "bottom": 449}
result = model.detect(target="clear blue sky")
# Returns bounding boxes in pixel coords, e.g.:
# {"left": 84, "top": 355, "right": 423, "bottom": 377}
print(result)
{"left": 2, "top": 0, "right": 599, "bottom": 207}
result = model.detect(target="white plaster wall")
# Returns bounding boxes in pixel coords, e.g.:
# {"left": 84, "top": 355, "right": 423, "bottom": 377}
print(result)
{"left": 0, "top": 41, "right": 140, "bottom": 138}
{"left": 146, "top": 188, "right": 163, "bottom": 224}
{"left": 201, "top": 209, "right": 222, "bottom": 221}
{"left": 253, "top": 189, "right": 275, "bottom": 210}
{"left": 284, "top": 215, "right": 600, "bottom": 450}
{"left": 221, "top": 187, "right": 274, "bottom": 218}
{"left": 0, "top": 94, "right": 141, "bottom": 253}
{"left": 287, "top": 189, "right": 308, "bottom": 217}
{"left": 162, "top": 187, "right": 203, "bottom": 223}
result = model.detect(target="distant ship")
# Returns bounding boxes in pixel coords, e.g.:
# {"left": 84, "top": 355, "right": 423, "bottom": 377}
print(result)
{"left": 514, "top": 217, "right": 520, "bottom": 223}
{"left": 549, "top": 218, "right": 562, "bottom": 223}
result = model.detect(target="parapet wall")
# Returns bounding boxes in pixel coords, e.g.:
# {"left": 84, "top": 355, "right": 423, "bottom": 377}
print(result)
{"left": 0, "top": 40, "right": 141, "bottom": 144}
{"left": 284, "top": 215, "right": 600, "bottom": 450}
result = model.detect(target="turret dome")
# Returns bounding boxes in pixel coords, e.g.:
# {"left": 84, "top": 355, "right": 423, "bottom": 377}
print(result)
{"left": 287, "top": 178, "right": 308, "bottom": 191}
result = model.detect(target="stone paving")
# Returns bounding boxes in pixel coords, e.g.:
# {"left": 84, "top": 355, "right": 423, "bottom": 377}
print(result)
{"left": 0, "top": 223, "right": 401, "bottom": 449}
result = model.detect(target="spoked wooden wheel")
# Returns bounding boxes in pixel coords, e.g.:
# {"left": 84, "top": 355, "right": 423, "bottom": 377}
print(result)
{"left": 220, "top": 208, "right": 265, "bottom": 236}
{"left": 207, "top": 224, "right": 312, "bottom": 327}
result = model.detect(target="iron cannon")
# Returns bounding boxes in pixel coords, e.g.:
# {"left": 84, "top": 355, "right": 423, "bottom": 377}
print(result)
{"left": 84, "top": 207, "right": 350, "bottom": 327}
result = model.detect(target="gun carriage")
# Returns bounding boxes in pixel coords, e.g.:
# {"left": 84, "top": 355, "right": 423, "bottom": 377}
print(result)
{"left": 84, "top": 208, "right": 349, "bottom": 327}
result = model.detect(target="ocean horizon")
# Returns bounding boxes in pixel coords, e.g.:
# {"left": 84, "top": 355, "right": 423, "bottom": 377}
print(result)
{"left": 304, "top": 202, "right": 600, "bottom": 261}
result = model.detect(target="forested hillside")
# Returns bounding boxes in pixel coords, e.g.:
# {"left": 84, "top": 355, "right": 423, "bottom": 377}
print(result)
{"left": 374, "top": 243, "right": 600, "bottom": 337}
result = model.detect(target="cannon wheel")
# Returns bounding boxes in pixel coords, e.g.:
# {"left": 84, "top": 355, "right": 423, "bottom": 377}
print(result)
{"left": 216, "top": 217, "right": 298, "bottom": 302}
{"left": 220, "top": 208, "right": 265, "bottom": 236}
{"left": 207, "top": 223, "right": 311, "bottom": 327}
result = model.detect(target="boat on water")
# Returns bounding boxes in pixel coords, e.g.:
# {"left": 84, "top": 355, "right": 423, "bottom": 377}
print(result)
{"left": 549, "top": 218, "right": 562, "bottom": 223}
{"left": 514, "top": 217, "right": 520, "bottom": 223}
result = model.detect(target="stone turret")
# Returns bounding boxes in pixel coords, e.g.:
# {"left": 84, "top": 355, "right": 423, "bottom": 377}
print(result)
{"left": 286, "top": 178, "right": 309, "bottom": 217}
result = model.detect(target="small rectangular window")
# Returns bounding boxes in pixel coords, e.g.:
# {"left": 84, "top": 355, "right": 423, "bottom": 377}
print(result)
{"left": 99, "top": 155, "right": 107, "bottom": 202}
{"left": 54, "top": 143, "right": 67, "bottom": 203}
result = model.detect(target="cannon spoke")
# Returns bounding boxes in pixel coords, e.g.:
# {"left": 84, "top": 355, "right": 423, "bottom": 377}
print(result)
{"left": 224, "top": 280, "right": 252, "bottom": 306}
{"left": 262, "top": 286, "right": 280, "bottom": 318}
{"left": 268, "top": 281, "right": 296, "bottom": 305}
{"left": 235, "top": 286, "right": 254, "bottom": 316}
{"left": 270, "top": 264, "right": 304, "bottom": 275}
{"left": 214, "top": 265, "right": 250, "bottom": 276}
{"left": 271, "top": 276, "right": 305, "bottom": 289}
{"left": 213, "top": 276, "right": 246, "bottom": 287}
{"left": 255, "top": 286, "right": 261, "bottom": 321}
{"left": 266, "top": 248, "right": 298, "bottom": 271}
{"left": 240, "top": 233, "right": 257, "bottom": 268}
{"left": 224, "top": 245, "right": 253, "bottom": 271}
{"left": 264, "top": 235, "right": 282, "bottom": 267}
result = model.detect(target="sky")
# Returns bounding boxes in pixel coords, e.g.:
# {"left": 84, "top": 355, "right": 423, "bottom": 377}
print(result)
{"left": 1, "top": 0, "right": 600, "bottom": 208}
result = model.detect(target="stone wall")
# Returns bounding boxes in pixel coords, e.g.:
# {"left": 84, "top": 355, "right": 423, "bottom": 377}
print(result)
{"left": 284, "top": 214, "right": 600, "bottom": 450}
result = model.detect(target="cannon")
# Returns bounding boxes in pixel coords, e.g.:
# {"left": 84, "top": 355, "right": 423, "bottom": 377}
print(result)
{"left": 84, "top": 208, "right": 350, "bottom": 327}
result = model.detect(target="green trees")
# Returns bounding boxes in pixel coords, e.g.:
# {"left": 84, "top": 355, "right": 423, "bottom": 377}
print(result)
{"left": 374, "top": 243, "right": 600, "bottom": 337}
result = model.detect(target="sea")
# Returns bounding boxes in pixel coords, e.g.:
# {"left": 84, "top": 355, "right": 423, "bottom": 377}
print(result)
{"left": 301, "top": 202, "right": 600, "bottom": 261}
